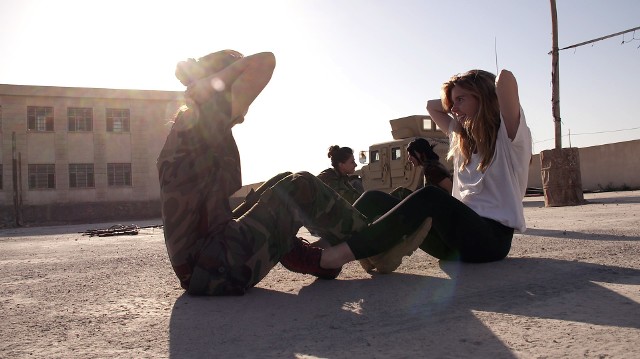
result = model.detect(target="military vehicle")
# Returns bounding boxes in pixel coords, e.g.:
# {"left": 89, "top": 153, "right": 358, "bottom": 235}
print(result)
{"left": 356, "top": 115, "right": 451, "bottom": 193}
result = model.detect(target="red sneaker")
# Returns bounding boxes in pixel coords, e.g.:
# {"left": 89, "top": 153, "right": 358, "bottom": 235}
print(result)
{"left": 280, "top": 237, "right": 341, "bottom": 280}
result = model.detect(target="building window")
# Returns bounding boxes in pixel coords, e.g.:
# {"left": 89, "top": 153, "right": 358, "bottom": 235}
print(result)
{"left": 107, "top": 163, "right": 131, "bottom": 186}
{"left": 106, "top": 108, "right": 130, "bottom": 132}
{"left": 69, "top": 164, "right": 95, "bottom": 188}
{"left": 28, "top": 164, "right": 55, "bottom": 189}
{"left": 27, "top": 106, "right": 54, "bottom": 132}
{"left": 68, "top": 107, "right": 93, "bottom": 132}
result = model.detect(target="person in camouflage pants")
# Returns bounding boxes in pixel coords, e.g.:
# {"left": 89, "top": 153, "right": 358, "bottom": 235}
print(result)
{"left": 158, "top": 50, "right": 433, "bottom": 296}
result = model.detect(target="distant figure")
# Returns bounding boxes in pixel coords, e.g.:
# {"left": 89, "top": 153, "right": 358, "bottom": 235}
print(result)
{"left": 386, "top": 138, "right": 453, "bottom": 200}
{"left": 358, "top": 151, "right": 367, "bottom": 164}
{"left": 406, "top": 138, "right": 452, "bottom": 193}
{"left": 317, "top": 145, "right": 363, "bottom": 205}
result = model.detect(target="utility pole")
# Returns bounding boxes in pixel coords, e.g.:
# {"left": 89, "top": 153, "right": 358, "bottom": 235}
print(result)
{"left": 541, "top": 0, "right": 585, "bottom": 207}
{"left": 543, "top": 2, "right": 637, "bottom": 207}
{"left": 550, "top": 0, "right": 561, "bottom": 149}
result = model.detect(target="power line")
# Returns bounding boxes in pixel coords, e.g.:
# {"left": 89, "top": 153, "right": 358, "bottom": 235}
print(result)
{"left": 533, "top": 126, "right": 640, "bottom": 144}
{"left": 548, "top": 25, "right": 640, "bottom": 54}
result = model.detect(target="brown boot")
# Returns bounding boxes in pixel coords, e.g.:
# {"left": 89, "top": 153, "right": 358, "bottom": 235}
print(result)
{"left": 358, "top": 258, "right": 376, "bottom": 272}
{"left": 366, "top": 217, "right": 432, "bottom": 274}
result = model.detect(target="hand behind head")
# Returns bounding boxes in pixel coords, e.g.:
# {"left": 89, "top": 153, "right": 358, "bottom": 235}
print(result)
{"left": 175, "top": 49, "right": 243, "bottom": 86}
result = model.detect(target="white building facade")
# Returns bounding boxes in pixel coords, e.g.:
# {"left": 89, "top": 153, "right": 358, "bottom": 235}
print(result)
{"left": 0, "top": 84, "right": 183, "bottom": 226}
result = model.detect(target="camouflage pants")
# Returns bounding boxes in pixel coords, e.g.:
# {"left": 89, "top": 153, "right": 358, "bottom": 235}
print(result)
{"left": 158, "top": 129, "right": 368, "bottom": 295}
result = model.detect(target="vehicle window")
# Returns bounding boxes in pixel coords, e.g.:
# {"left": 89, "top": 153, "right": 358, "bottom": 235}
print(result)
{"left": 391, "top": 147, "right": 402, "bottom": 160}
{"left": 370, "top": 150, "right": 380, "bottom": 163}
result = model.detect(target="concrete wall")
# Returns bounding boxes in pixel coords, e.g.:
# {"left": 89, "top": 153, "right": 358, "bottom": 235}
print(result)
{"left": 2, "top": 82, "right": 638, "bottom": 227}
{"left": 528, "top": 139, "right": 640, "bottom": 191}
{"left": 228, "top": 140, "right": 639, "bottom": 206}
{"left": 232, "top": 139, "right": 640, "bottom": 205}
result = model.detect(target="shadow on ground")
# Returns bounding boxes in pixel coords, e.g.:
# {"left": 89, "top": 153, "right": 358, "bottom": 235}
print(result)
{"left": 523, "top": 228, "right": 640, "bottom": 242}
{"left": 523, "top": 193, "right": 640, "bottom": 208}
{"left": 169, "top": 257, "right": 640, "bottom": 358}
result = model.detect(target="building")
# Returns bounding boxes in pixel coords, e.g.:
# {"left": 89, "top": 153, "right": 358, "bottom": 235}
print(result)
{"left": 0, "top": 84, "right": 183, "bottom": 226}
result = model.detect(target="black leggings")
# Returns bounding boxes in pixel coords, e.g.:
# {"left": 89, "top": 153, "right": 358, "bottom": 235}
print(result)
{"left": 346, "top": 186, "right": 514, "bottom": 262}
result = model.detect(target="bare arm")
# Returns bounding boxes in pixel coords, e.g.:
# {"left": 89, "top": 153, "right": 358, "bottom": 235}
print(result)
{"left": 438, "top": 177, "right": 453, "bottom": 194}
{"left": 426, "top": 99, "right": 453, "bottom": 135}
{"left": 225, "top": 52, "right": 276, "bottom": 121}
{"left": 495, "top": 69, "right": 521, "bottom": 140}
{"left": 187, "top": 52, "right": 276, "bottom": 122}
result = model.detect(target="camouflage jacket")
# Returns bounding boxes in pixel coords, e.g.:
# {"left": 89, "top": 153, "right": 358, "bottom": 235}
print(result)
{"left": 317, "top": 168, "right": 362, "bottom": 205}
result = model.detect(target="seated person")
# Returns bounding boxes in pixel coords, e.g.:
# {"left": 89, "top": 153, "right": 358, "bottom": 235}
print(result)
{"left": 407, "top": 137, "right": 452, "bottom": 193}
{"left": 317, "top": 145, "right": 363, "bottom": 204}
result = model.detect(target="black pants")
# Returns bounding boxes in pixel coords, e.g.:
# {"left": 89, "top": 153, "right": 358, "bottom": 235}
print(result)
{"left": 347, "top": 186, "right": 514, "bottom": 262}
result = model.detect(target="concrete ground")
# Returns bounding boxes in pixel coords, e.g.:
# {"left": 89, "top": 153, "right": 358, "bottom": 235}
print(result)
{"left": 1, "top": 191, "right": 639, "bottom": 358}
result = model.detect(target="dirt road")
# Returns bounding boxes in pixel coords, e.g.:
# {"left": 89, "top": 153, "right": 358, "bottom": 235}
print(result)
{"left": 1, "top": 191, "right": 639, "bottom": 358}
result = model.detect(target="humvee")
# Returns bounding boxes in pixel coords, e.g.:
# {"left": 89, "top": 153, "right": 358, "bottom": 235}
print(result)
{"left": 356, "top": 115, "right": 451, "bottom": 193}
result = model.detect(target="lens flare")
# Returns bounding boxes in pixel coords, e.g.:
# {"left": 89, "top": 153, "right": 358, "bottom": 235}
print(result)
{"left": 210, "top": 77, "right": 226, "bottom": 92}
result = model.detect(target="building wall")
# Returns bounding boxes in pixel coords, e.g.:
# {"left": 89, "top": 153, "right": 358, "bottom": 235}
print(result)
{"left": 527, "top": 139, "right": 640, "bottom": 191}
{"left": 1, "top": 84, "right": 637, "bottom": 227}
{"left": 1, "top": 84, "right": 181, "bottom": 225}
{"left": 232, "top": 140, "right": 640, "bottom": 205}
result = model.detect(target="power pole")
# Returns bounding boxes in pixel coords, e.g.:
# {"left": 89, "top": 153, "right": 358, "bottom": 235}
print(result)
{"left": 550, "top": 0, "right": 561, "bottom": 149}
{"left": 543, "top": 2, "right": 638, "bottom": 207}
{"left": 541, "top": 0, "right": 585, "bottom": 207}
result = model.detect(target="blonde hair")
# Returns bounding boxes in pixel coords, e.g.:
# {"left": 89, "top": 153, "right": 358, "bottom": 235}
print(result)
{"left": 442, "top": 70, "right": 500, "bottom": 172}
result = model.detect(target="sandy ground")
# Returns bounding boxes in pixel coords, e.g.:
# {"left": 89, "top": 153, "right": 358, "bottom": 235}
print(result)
{"left": 1, "top": 191, "right": 639, "bottom": 359}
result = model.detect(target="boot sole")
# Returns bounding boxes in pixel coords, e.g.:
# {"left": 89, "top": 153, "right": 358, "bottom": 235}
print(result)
{"left": 369, "top": 217, "right": 432, "bottom": 274}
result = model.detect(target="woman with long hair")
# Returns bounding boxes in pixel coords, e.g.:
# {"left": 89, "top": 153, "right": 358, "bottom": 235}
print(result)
{"left": 355, "top": 69, "right": 532, "bottom": 272}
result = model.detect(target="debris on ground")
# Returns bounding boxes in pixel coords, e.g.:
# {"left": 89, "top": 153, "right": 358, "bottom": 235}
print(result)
{"left": 80, "top": 224, "right": 163, "bottom": 237}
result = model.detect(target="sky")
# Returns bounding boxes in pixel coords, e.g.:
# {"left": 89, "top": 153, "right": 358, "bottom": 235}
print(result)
{"left": 1, "top": 0, "right": 638, "bottom": 185}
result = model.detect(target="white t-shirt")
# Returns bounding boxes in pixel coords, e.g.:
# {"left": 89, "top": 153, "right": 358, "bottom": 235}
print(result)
{"left": 450, "top": 108, "right": 532, "bottom": 232}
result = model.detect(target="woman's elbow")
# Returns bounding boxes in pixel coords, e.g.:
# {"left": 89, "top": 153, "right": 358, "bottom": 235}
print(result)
{"left": 257, "top": 52, "right": 276, "bottom": 70}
